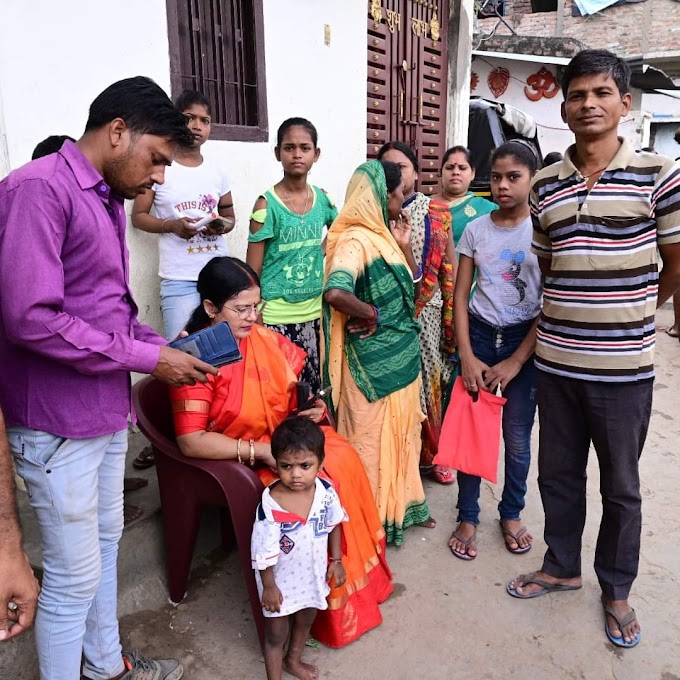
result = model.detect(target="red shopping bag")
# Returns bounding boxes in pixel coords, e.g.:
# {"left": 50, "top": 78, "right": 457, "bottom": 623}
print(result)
{"left": 433, "top": 376, "right": 507, "bottom": 484}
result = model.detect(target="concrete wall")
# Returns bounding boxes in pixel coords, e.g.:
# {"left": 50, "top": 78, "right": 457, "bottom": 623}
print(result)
{"left": 0, "top": 0, "right": 367, "bottom": 333}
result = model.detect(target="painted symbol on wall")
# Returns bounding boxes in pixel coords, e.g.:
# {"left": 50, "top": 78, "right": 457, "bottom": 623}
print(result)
{"left": 524, "top": 67, "right": 559, "bottom": 101}
{"left": 487, "top": 67, "right": 510, "bottom": 99}
{"left": 470, "top": 71, "right": 479, "bottom": 92}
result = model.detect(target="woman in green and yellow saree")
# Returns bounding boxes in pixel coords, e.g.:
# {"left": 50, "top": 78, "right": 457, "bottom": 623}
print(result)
{"left": 322, "top": 160, "right": 434, "bottom": 546}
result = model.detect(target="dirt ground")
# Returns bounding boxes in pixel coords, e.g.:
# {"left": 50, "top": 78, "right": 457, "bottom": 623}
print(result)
{"left": 120, "top": 305, "right": 680, "bottom": 680}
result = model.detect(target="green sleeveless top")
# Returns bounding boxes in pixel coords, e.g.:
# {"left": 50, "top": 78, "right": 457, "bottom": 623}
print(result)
{"left": 249, "top": 186, "right": 337, "bottom": 324}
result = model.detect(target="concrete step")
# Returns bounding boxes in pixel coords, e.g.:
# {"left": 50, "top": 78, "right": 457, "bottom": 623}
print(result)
{"left": 0, "top": 430, "right": 225, "bottom": 680}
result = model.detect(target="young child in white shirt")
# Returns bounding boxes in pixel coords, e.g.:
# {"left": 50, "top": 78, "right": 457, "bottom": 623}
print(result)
{"left": 251, "top": 417, "right": 347, "bottom": 680}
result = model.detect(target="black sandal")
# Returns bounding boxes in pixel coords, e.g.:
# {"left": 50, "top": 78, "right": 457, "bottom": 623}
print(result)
{"left": 132, "top": 446, "right": 155, "bottom": 470}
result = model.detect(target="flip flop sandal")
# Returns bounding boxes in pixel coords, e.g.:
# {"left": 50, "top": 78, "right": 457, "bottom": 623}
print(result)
{"left": 123, "top": 477, "right": 149, "bottom": 493}
{"left": 506, "top": 571, "right": 583, "bottom": 599}
{"left": 666, "top": 327, "right": 680, "bottom": 338}
{"left": 449, "top": 529, "right": 478, "bottom": 561}
{"left": 500, "top": 520, "right": 532, "bottom": 554}
{"left": 602, "top": 599, "right": 641, "bottom": 648}
{"left": 430, "top": 465, "right": 456, "bottom": 485}
{"left": 123, "top": 504, "right": 144, "bottom": 525}
{"left": 132, "top": 446, "right": 155, "bottom": 470}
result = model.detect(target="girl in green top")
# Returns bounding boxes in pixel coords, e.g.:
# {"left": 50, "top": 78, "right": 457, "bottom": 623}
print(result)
{"left": 246, "top": 118, "right": 337, "bottom": 393}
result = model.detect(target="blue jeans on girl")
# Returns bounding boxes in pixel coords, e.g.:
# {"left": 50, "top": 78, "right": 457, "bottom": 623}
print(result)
{"left": 160, "top": 278, "right": 201, "bottom": 340}
{"left": 456, "top": 314, "right": 538, "bottom": 525}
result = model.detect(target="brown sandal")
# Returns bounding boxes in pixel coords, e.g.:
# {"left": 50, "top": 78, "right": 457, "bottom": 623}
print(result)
{"left": 449, "top": 525, "right": 477, "bottom": 561}
{"left": 500, "top": 520, "right": 532, "bottom": 554}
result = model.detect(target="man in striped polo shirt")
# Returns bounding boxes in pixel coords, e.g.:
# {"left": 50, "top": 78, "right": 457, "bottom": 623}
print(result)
{"left": 507, "top": 50, "right": 680, "bottom": 648}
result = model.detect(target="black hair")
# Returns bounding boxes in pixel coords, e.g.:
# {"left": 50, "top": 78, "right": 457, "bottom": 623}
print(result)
{"left": 271, "top": 417, "right": 325, "bottom": 464}
{"left": 84, "top": 76, "right": 194, "bottom": 147}
{"left": 185, "top": 257, "right": 260, "bottom": 334}
{"left": 542, "top": 151, "right": 564, "bottom": 166}
{"left": 32, "top": 135, "right": 76, "bottom": 160}
{"left": 276, "top": 117, "right": 318, "bottom": 147}
{"left": 376, "top": 141, "right": 419, "bottom": 172}
{"left": 441, "top": 145, "right": 476, "bottom": 171}
{"left": 491, "top": 141, "right": 538, "bottom": 175}
{"left": 174, "top": 89, "right": 211, "bottom": 116}
{"left": 561, "top": 49, "right": 631, "bottom": 97}
{"left": 380, "top": 160, "right": 402, "bottom": 193}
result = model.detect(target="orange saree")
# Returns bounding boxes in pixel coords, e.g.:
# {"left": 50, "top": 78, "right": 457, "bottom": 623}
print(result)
{"left": 170, "top": 324, "right": 393, "bottom": 648}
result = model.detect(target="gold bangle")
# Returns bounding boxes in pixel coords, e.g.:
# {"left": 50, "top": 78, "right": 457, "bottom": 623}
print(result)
{"left": 249, "top": 439, "right": 256, "bottom": 467}
{"left": 236, "top": 438, "right": 243, "bottom": 464}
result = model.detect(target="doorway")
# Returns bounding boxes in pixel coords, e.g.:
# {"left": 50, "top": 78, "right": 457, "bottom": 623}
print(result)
{"left": 366, "top": 0, "right": 450, "bottom": 194}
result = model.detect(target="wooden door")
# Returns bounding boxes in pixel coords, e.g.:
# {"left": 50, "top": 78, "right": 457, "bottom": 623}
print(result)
{"left": 367, "top": 0, "right": 449, "bottom": 195}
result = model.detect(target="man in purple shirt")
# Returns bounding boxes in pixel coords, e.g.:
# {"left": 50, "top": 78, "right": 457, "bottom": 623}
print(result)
{"left": 0, "top": 77, "right": 218, "bottom": 680}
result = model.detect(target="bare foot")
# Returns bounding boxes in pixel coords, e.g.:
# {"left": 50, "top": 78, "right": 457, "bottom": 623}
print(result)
{"left": 602, "top": 597, "right": 641, "bottom": 645}
{"left": 500, "top": 519, "right": 532, "bottom": 551}
{"left": 448, "top": 521, "right": 477, "bottom": 559}
{"left": 283, "top": 658, "right": 319, "bottom": 680}
{"left": 418, "top": 516, "right": 437, "bottom": 529}
{"left": 508, "top": 570, "right": 581, "bottom": 597}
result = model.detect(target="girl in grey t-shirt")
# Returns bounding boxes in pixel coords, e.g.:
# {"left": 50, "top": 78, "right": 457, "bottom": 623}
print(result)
{"left": 448, "top": 142, "right": 543, "bottom": 562}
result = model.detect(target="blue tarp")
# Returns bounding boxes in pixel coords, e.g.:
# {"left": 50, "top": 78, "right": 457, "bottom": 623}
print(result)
{"left": 573, "top": 0, "right": 646, "bottom": 15}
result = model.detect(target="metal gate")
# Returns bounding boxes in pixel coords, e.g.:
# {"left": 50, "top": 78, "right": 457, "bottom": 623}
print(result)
{"left": 367, "top": 0, "right": 449, "bottom": 194}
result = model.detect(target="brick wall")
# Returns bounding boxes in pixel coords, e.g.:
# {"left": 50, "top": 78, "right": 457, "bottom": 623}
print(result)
{"left": 503, "top": 0, "right": 534, "bottom": 15}
{"left": 477, "top": 0, "right": 680, "bottom": 58}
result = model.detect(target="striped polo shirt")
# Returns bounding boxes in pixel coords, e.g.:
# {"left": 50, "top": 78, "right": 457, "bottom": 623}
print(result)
{"left": 531, "top": 139, "right": 680, "bottom": 382}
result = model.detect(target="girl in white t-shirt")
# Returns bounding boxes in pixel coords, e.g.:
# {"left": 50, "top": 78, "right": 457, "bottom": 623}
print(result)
{"left": 132, "top": 90, "right": 235, "bottom": 341}
{"left": 449, "top": 142, "right": 542, "bottom": 562}
{"left": 252, "top": 417, "right": 347, "bottom": 680}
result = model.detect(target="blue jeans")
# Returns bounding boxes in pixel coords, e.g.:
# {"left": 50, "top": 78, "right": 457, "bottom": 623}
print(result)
{"left": 456, "top": 314, "right": 538, "bottom": 525}
{"left": 8, "top": 427, "right": 127, "bottom": 680}
{"left": 160, "top": 278, "right": 200, "bottom": 340}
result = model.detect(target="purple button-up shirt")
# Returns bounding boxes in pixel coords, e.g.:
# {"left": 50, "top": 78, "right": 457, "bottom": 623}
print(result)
{"left": 0, "top": 141, "right": 165, "bottom": 439}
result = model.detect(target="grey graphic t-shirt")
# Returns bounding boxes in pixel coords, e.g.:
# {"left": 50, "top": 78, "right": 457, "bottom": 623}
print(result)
{"left": 456, "top": 213, "right": 542, "bottom": 327}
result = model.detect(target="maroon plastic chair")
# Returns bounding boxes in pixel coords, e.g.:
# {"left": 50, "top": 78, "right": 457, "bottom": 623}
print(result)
{"left": 132, "top": 376, "right": 265, "bottom": 648}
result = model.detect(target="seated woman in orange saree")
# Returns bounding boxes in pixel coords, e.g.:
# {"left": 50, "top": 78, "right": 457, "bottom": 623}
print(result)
{"left": 170, "top": 256, "right": 393, "bottom": 649}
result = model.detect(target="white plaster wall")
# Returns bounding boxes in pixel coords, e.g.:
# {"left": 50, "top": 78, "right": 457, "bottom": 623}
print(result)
{"left": 0, "top": 0, "right": 367, "bottom": 334}
{"left": 470, "top": 56, "right": 647, "bottom": 158}
{"left": 643, "top": 91, "right": 680, "bottom": 117}
{"left": 470, "top": 57, "right": 574, "bottom": 157}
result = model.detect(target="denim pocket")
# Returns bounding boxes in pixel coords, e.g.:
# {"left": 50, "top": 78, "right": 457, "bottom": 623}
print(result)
{"left": 24, "top": 430, "right": 68, "bottom": 469}
{"left": 8, "top": 432, "right": 31, "bottom": 498}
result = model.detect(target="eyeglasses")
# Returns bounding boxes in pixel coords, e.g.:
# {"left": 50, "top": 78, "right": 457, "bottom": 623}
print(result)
{"left": 222, "top": 300, "right": 267, "bottom": 319}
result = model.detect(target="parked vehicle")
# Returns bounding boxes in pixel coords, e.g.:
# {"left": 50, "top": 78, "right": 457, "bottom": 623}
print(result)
{"left": 468, "top": 97, "right": 543, "bottom": 196}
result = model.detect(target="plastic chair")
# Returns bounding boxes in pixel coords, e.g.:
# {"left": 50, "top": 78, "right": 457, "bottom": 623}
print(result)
{"left": 132, "top": 376, "right": 265, "bottom": 648}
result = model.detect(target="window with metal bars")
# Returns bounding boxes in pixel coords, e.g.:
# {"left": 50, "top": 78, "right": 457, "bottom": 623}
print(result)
{"left": 166, "top": 0, "right": 268, "bottom": 142}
